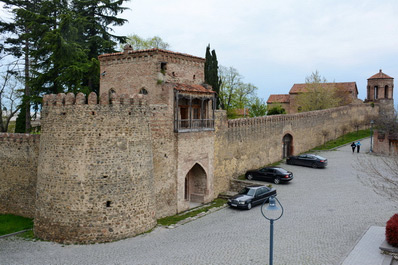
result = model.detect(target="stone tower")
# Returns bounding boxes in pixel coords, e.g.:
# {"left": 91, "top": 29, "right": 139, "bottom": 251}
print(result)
{"left": 99, "top": 48, "right": 217, "bottom": 217}
{"left": 367, "top": 69, "right": 394, "bottom": 101}
{"left": 35, "top": 92, "right": 156, "bottom": 244}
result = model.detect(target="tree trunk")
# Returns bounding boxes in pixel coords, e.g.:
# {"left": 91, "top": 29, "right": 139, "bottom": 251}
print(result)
{"left": 24, "top": 37, "right": 31, "bottom": 132}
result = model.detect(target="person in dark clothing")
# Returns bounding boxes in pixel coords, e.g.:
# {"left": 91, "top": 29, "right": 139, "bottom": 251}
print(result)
{"left": 356, "top": 141, "right": 361, "bottom": 153}
{"left": 351, "top": 142, "right": 356, "bottom": 153}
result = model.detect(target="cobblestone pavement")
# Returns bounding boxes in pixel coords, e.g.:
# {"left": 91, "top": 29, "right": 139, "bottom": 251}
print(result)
{"left": 1, "top": 138, "right": 398, "bottom": 265}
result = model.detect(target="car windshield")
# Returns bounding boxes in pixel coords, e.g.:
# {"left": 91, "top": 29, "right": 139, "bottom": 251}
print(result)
{"left": 239, "top": 187, "right": 256, "bottom": 196}
{"left": 275, "top": 168, "right": 289, "bottom": 173}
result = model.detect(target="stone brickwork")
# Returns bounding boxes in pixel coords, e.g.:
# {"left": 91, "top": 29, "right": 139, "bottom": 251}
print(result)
{"left": 0, "top": 47, "right": 392, "bottom": 245}
{"left": 99, "top": 49, "right": 205, "bottom": 105}
{"left": 372, "top": 130, "right": 398, "bottom": 155}
{"left": 213, "top": 103, "right": 379, "bottom": 195}
{"left": 149, "top": 98, "right": 178, "bottom": 218}
{"left": 34, "top": 92, "right": 156, "bottom": 244}
{"left": 176, "top": 131, "right": 215, "bottom": 212}
{"left": 367, "top": 70, "right": 394, "bottom": 101}
{"left": 0, "top": 133, "right": 40, "bottom": 218}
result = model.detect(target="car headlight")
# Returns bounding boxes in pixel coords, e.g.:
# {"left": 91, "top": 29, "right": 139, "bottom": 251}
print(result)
{"left": 238, "top": 201, "right": 246, "bottom": 205}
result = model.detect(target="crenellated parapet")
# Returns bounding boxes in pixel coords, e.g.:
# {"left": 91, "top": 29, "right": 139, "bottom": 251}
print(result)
{"left": 0, "top": 133, "right": 40, "bottom": 143}
{"left": 42, "top": 92, "right": 147, "bottom": 107}
{"left": 226, "top": 104, "right": 374, "bottom": 129}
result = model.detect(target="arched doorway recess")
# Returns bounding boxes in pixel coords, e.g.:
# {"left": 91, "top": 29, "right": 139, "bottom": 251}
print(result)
{"left": 282, "top": 134, "right": 293, "bottom": 158}
{"left": 184, "top": 163, "right": 207, "bottom": 205}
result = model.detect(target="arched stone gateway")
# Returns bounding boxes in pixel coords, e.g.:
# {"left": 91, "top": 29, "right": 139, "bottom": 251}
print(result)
{"left": 282, "top": 134, "right": 293, "bottom": 158}
{"left": 184, "top": 163, "right": 207, "bottom": 204}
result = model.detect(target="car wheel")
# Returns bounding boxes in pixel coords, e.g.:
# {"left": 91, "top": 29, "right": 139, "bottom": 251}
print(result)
{"left": 274, "top": 177, "right": 280, "bottom": 184}
{"left": 247, "top": 203, "right": 252, "bottom": 210}
{"left": 247, "top": 174, "right": 253, "bottom": 180}
{"left": 312, "top": 163, "right": 317, "bottom": 168}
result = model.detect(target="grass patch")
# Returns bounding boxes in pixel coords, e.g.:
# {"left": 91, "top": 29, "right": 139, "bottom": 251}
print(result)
{"left": 312, "top": 129, "right": 370, "bottom": 151}
{"left": 0, "top": 214, "right": 33, "bottom": 236}
{"left": 157, "top": 198, "right": 227, "bottom": 226}
{"left": 16, "top": 229, "right": 35, "bottom": 239}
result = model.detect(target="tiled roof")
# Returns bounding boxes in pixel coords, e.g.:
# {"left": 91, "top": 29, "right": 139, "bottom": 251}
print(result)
{"left": 267, "top": 94, "right": 290, "bottom": 104}
{"left": 98, "top": 48, "right": 205, "bottom": 61}
{"left": 174, "top": 84, "right": 215, "bottom": 94}
{"left": 289, "top": 82, "right": 358, "bottom": 94}
{"left": 368, "top": 69, "right": 393, "bottom": 79}
{"left": 234, "top": 108, "right": 250, "bottom": 116}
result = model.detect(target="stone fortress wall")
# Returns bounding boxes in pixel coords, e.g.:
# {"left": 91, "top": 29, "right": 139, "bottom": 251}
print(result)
{"left": 213, "top": 103, "right": 379, "bottom": 195}
{"left": 34, "top": 92, "right": 156, "bottom": 243}
{"left": 0, "top": 46, "right": 387, "bottom": 244}
{"left": 0, "top": 97, "right": 380, "bottom": 243}
{"left": 0, "top": 133, "right": 40, "bottom": 218}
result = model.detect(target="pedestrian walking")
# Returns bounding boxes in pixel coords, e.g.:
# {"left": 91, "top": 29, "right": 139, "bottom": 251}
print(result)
{"left": 356, "top": 141, "right": 361, "bottom": 153}
{"left": 351, "top": 142, "right": 356, "bottom": 153}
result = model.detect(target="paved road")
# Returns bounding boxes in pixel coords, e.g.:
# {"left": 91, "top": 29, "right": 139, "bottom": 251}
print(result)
{"left": 1, "top": 138, "right": 397, "bottom": 265}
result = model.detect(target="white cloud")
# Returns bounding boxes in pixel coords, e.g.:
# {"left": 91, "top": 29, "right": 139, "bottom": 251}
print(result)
{"left": 2, "top": 0, "right": 398, "bottom": 100}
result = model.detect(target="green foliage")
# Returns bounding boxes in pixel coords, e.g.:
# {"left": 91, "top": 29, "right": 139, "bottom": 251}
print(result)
{"left": 249, "top": 97, "right": 267, "bottom": 117}
{"left": 0, "top": 214, "right": 33, "bottom": 236}
{"left": 218, "top": 65, "right": 258, "bottom": 112}
{"left": 7, "top": 121, "right": 16, "bottom": 133}
{"left": 295, "top": 71, "right": 341, "bottom": 112}
{"left": 157, "top": 198, "right": 227, "bottom": 226}
{"left": 122, "top": 34, "right": 170, "bottom": 50}
{"left": 1, "top": 0, "right": 129, "bottom": 98}
{"left": 15, "top": 102, "right": 26, "bottom": 133}
{"left": 17, "top": 229, "right": 35, "bottom": 240}
{"left": 204, "top": 44, "right": 221, "bottom": 109}
{"left": 267, "top": 105, "right": 286, "bottom": 115}
{"left": 312, "top": 129, "right": 370, "bottom": 150}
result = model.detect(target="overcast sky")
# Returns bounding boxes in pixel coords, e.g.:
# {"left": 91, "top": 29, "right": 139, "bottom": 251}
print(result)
{"left": 1, "top": 0, "right": 397, "bottom": 103}
{"left": 114, "top": 0, "right": 398, "bottom": 102}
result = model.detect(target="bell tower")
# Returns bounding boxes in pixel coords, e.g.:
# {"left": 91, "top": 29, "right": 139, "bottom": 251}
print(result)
{"left": 366, "top": 69, "right": 394, "bottom": 101}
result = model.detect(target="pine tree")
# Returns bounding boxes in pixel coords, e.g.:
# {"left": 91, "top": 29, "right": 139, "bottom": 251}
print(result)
{"left": 71, "top": 0, "right": 129, "bottom": 93}
{"left": 1, "top": 0, "right": 129, "bottom": 129}
{"left": 0, "top": 0, "right": 45, "bottom": 132}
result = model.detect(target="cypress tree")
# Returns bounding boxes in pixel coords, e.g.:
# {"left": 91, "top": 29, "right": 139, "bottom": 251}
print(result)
{"left": 204, "top": 44, "right": 222, "bottom": 109}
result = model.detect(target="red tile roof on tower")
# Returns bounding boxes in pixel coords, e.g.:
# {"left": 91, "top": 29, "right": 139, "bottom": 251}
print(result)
{"left": 174, "top": 84, "right": 215, "bottom": 94}
{"left": 289, "top": 82, "right": 358, "bottom": 94}
{"left": 368, "top": 69, "right": 393, "bottom": 80}
{"left": 98, "top": 48, "right": 205, "bottom": 61}
{"left": 267, "top": 94, "right": 290, "bottom": 104}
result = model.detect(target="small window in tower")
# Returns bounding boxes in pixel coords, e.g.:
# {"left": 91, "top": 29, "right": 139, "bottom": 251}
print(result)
{"left": 172, "top": 72, "right": 176, "bottom": 77}
{"left": 374, "top": 86, "right": 378, "bottom": 100}
{"left": 139, "top": 88, "right": 148, "bottom": 95}
{"left": 106, "top": 201, "right": 112, "bottom": 207}
{"left": 385, "top": 85, "right": 389, "bottom": 98}
{"left": 109, "top": 88, "right": 116, "bottom": 97}
{"left": 160, "top": 62, "right": 167, "bottom": 74}
{"left": 193, "top": 75, "right": 196, "bottom": 80}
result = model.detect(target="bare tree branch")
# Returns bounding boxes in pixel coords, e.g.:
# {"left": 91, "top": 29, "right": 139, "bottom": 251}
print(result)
{"left": 355, "top": 154, "right": 398, "bottom": 202}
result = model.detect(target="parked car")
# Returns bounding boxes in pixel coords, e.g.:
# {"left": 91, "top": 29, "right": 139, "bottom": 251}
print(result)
{"left": 227, "top": 185, "right": 277, "bottom": 210}
{"left": 245, "top": 167, "right": 293, "bottom": 184}
{"left": 286, "top": 154, "right": 328, "bottom": 168}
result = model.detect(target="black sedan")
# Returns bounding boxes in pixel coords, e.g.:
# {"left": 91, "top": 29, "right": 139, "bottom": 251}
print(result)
{"left": 286, "top": 154, "right": 328, "bottom": 168}
{"left": 227, "top": 185, "right": 277, "bottom": 210}
{"left": 245, "top": 167, "right": 293, "bottom": 184}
